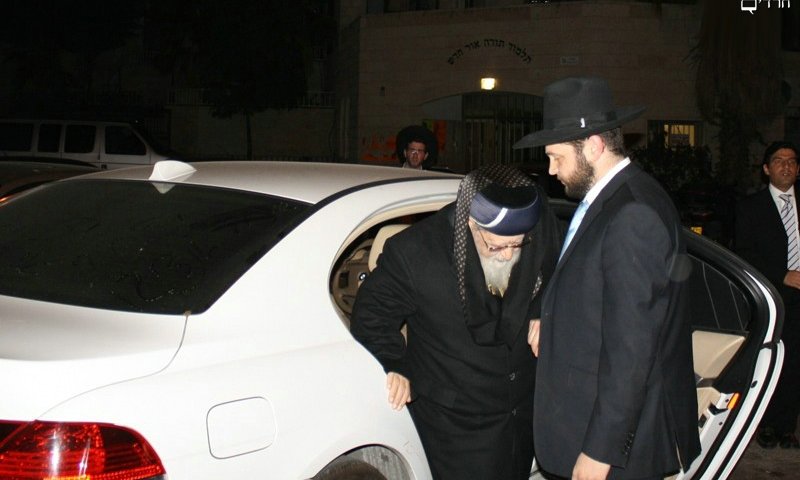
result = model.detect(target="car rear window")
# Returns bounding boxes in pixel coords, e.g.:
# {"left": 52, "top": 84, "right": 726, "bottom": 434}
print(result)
{"left": 0, "top": 179, "right": 308, "bottom": 314}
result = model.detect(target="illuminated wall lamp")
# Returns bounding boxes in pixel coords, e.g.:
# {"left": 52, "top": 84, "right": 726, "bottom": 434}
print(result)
{"left": 480, "top": 77, "right": 497, "bottom": 90}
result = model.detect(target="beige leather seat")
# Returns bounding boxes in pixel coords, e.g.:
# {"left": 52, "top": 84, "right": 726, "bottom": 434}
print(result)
{"left": 692, "top": 330, "right": 745, "bottom": 421}
{"left": 368, "top": 224, "right": 410, "bottom": 271}
{"left": 367, "top": 224, "right": 411, "bottom": 339}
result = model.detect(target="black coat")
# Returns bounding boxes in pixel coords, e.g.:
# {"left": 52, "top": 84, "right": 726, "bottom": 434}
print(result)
{"left": 535, "top": 163, "right": 701, "bottom": 479}
{"left": 351, "top": 196, "right": 561, "bottom": 479}
{"left": 735, "top": 185, "right": 800, "bottom": 433}
{"left": 735, "top": 186, "right": 800, "bottom": 307}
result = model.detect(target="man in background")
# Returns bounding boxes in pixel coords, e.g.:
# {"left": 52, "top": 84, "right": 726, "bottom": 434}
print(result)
{"left": 736, "top": 141, "right": 800, "bottom": 449}
{"left": 395, "top": 124, "right": 437, "bottom": 169}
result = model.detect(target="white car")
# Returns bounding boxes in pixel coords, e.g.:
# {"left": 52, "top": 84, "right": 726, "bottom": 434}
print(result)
{"left": 0, "top": 160, "right": 784, "bottom": 480}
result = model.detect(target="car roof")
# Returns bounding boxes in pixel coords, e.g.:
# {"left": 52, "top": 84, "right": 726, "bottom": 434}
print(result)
{"left": 0, "top": 161, "right": 99, "bottom": 200}
{"left": 0, "top": 160, "right": 99, "bottom": 189}
{"left": 75, "top": 160, "right": 463, "bottom": 204}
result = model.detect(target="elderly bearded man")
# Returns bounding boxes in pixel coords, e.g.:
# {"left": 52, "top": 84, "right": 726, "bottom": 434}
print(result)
{"left": 350, "top": 165, "right": 562, "bottom": 480}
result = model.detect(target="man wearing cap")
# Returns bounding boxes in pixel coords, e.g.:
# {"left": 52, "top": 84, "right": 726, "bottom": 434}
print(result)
{"left": 396, "top": 124, "right": 438, "bottom": 169}
{"left": 516, "top": 77, "right": 700, "bottom": 480}
{"left": 350, "top": 164, "right": 561, "bottom": 480}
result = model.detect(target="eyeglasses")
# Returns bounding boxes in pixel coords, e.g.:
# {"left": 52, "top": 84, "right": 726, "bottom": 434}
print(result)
{"left": 474, "top": 228, "right": 529, "bottom": 253}
{"left": 405, "top": 147, "right": 426, "bottom": 156}
{"left": 771, "top": 157, "right": 798, "bottom": 168}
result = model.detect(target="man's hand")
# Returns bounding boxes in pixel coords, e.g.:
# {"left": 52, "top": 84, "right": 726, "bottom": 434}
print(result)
{"left": 386, "top": 372, "right": 411, "bottom": 410}
{"left": 785, "top": 270, "right": 800, "bottom": 289}
{"left": 572, "top": 452, "right": 611, "bottom": 480}
{"left": 527, "top": 319, "right": 541, "bottom": 357}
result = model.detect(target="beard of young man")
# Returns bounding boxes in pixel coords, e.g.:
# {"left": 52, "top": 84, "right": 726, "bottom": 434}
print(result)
{"left": 478, "top": 247, "right": 522, "bottom": 296}
{"left": 563, "top": 145, "right": 595, "bottom": 200}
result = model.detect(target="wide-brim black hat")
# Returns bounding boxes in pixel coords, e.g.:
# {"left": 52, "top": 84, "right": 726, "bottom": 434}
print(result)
{"left": 396, "top": 125, "right": 438, "bottom": 167}
{"left": 513, "top": 77, "right": 645, "bottom": 149}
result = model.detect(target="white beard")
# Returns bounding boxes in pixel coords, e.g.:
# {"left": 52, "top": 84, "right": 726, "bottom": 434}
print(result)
{"left": 479, "top": 249, "right": 521, "bottom": 296}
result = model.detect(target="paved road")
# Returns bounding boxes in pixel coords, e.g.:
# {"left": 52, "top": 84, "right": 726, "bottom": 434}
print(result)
{"left": 531, "top": 433, "right": 799, "bottom": 479}
{"left": 533, "top": 435, "right": 799, "bottom": 479}
{"left": 729, "top": 436, "right": 800, "bottom": 479}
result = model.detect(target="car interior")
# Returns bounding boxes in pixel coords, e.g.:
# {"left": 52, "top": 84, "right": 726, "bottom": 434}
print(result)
{"left": 331, "top": 209, "right": 436, "bottom": 324}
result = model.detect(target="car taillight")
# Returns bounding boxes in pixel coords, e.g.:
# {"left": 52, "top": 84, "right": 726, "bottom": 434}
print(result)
{"left": 0, "top": 421, "right": 165, "bottom": 480}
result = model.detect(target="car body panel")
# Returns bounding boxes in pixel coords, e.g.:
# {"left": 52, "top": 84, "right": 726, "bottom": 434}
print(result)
{"left": 0, "top": 161, "right": 783, "bottom": 480}
{"left": 81, "top": 160, "right": 460, "bottom": 204}
{"left": 0, "top": 295, "right": 185, "bottom": 419}
{"left": 0, "top": 163, "right": 456, "bottom": 479}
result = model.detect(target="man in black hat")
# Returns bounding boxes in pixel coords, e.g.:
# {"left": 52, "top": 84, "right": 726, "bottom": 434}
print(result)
{"left": 515, "top": 77, "right": 700, "bottom": 480}
{"left": 350, "top": 164, "right": 561, "bottom": 480}
{"left": 396, "top": 124, "right": 438, "bottom": 169}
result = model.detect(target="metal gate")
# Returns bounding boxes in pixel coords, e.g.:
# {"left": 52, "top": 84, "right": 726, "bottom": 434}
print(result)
{"left": 436, "top": 91, "right": 544, "bottom": 173}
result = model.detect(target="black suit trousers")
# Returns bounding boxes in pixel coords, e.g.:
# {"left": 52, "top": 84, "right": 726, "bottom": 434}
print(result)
{"left": 762, "top": 302, "right": 800, "bottom": 434}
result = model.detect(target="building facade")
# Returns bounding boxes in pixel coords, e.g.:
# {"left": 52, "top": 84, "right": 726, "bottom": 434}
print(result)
{"left": 334, "top": 0, "right": 800, "bottom": 175}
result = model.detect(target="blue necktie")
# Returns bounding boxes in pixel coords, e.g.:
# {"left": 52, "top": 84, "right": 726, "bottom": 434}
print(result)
{"left": 560, "top": 200, "right": 588, "bottom": 260}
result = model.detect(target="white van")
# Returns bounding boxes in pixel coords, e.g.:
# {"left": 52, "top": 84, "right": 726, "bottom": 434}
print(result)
{"left": 0, "top": 119, "right": 173, "bottom": 169}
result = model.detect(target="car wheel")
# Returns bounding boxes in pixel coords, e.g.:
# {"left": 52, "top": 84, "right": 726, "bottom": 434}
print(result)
{"left": 314, "top": 459, "right": 387, "bottom": 480}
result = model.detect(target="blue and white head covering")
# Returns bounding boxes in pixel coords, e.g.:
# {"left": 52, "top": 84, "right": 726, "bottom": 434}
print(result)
{"left": 453, "top": 165, "right": 546, "bottom": 346}
{"left": 470, "top": 183, "right": 541, "bottom": 236}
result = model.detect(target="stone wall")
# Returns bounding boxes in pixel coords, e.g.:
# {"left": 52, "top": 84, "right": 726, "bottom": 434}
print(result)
{"left": 341, "top": 1, "right": 705, "bottom": 166}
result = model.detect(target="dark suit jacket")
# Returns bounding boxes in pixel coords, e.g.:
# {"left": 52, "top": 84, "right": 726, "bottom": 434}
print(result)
{"left": 534, "top": 163, "right": 701, "bottom": 479}
{"left": 735, "top": 186, "right": 800, "bottom": 307}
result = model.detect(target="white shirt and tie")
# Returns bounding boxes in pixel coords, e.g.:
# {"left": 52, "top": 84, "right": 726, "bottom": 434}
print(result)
{"left": 560, "top": 158, "right": 631, "bottom": 260}
{"left": 769, "top": 184, "right": 800, "bottom": 271}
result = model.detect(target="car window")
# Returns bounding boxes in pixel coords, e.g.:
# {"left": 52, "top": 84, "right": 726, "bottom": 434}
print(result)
{"left": 0, "top": 180, "right": 308, "bottom": 314}
{"left": 0, "top": 122, "right": 34, "bottom": 151}
{"left": 64, "top": 125, "right": 96, "bottom": 153}
{"left": 38, "top": 124, "right": 62, "bottom": 152}
{"left": 688, "top": 255, "right": 751, "bottom": 334}
{"left": 105, "top": 126, "right": 146, "bottom": 156}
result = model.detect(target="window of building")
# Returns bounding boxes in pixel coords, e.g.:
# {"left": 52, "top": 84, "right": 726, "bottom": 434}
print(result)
{"left": 368, "top": 0, "right": 439, "bottom": 12}
{"left": 783, "top": 8, "right": 800, "bottom": 51}
{"left": 648, "top": 120, "right": 703, "bottom": 148}
{"left": 411, "top": 0, "right": 439, "bottom": 8}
